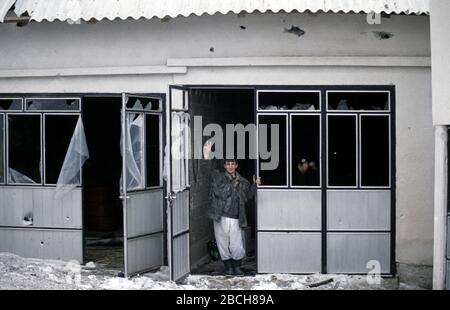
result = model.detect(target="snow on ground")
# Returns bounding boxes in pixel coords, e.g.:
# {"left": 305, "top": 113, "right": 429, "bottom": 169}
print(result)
{"left": 0, "top": 253, "right": 400, "bottom": 290}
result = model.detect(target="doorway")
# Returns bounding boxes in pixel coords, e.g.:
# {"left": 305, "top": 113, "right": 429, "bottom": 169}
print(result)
{"left": 82, "top": 96, "right": 124, "bottom": 271}
{"left": 188, "top": 88, "right": 257, "bottom": 275}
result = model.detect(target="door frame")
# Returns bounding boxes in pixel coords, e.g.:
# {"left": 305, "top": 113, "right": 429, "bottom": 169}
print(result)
{"left": 80, "top": 92, "right": 166, "bottom": 272}
{"left": 169, "top": 85, "right": 396, "bottom": 276}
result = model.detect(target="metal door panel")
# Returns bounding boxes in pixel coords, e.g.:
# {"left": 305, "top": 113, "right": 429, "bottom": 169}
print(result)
{"left": 258, "top": 190, "right": 321, "bottom": 230}
{"left": 127, "top": 234, "right": 164, "bottom": 275}
{"left": 327, "top": 233, "right": 390, "bottom": 273}
{"left": 258, "top": 232, "right": 321, "bottom": 273}
{"left": 327, "top": 190, "right": 390, "bottom": 230}
{"left": 126, "top": 189, "right": 163, "bottom": 238}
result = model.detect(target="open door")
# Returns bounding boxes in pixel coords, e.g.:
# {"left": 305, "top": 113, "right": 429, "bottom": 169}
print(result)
{"left": 167, "top": 86, "right": 190, "bottom": 281}
{"left": 121, "top": 94, "right": 164, "bottom": 277}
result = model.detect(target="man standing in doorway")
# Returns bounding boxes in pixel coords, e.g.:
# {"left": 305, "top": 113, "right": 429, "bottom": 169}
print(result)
{"left": 203, "top": 140, "right": 261, "bottom": 275}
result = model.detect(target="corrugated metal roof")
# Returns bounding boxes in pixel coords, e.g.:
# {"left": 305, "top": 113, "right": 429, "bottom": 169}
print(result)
{"left": 2, "top": 0, "right": 430, "bottom": 23}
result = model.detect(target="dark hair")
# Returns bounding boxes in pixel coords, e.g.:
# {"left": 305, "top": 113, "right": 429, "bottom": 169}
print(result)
{"left": 224, "top": 159, "right": 237, "bottom": 164}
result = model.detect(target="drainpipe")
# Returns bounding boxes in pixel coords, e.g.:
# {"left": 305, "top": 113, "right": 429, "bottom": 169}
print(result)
{"left": 433, "top": 125, "right": 448, "bottom": 289}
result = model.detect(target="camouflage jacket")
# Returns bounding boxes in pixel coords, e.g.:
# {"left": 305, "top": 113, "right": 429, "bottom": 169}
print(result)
{"left": 205, "top": 161, "right": 256, "bottom": 227}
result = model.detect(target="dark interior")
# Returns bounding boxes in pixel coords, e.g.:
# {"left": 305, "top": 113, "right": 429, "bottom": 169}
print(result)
{"left": 82, "top": 96, "right": 124, "bottom": 270}
{"left": 189, "top": 89, "right": 257, "bottom": 275}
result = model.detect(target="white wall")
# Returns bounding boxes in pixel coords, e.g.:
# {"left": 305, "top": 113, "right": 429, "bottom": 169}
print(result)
{"left": 0, "top": 12, "right": 434, "bottom": 267}
{"left": 0, "top": 12, "right": 430, "bottom": 71}
{"left": 431, "top": 0, "right": 450, "bottom": 125}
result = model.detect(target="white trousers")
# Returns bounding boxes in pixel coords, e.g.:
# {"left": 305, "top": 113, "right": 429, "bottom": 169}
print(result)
{"left": 213, "top": 217, "right": 245, "bottom": 261}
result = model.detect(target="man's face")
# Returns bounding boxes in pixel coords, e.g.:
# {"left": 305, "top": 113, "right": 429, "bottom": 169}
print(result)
{"left": 224, "top": 161, "right": 238, "bottom": 175}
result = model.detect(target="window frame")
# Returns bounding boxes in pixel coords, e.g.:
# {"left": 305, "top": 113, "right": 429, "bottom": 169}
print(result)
{"left": 25, "top": 97, "right": 81, "bottom": 112}
{"left": 359, "top": 113, "right": 391, "bottom": 189}
{"left": 6, "top": 112, "right": 43, "bottom": 186}
{"left": 43, "top": 113, "right": 82, "bottom": 186}
{"left": 257, "top": 90, "right": 322, "bottom": 112}
{"left": 256, "top": 112, "right": 289, "bottom": 189}
{"left": 2, "top": 97, "right": 82, "bottom": 188}
{"left": 0, "top": 113, "right": 5, "bottom": 184}
{"left": 0, "top": 98, "right": 24, "bottom": 111}
{"left": 289, "top": 113, "right": 322, "bottom": 189}
{"left": 326, "top": 113, "right": 359, "bottom": 189}
{"left": 326, "top": 90, "right": 391, "bottom": 113}
{"left": 144, "top": 112, "right": 164, "bottom": 190}
{"left": 125, "top": 96, "right": 163, "bottom": 112}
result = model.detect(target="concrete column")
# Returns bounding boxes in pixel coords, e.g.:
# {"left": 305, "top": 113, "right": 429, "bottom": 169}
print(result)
{"left": 433, "top": 125, "right": 448, "bottom": 289}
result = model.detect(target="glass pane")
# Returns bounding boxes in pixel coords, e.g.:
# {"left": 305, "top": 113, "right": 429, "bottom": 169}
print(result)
{"left": 8, "top": 115, "right": 41, "bottom": 184}
{"left": 291, "top": 115, "right": 320, "bottom": 186}
{"left": 145, "top": 114, "right": 160, "bottom": 187}
{"left": 26, "top": 98, "right": 80, "bottom": 111}
{"left": 45, "top": 115, "right": 79, "bottom": 184}
{"left": 328, "top": 115, "right": 357, "bottom": 187}
{"left": 171, "top": 89, "right": 184, "bottom": 110}
{"left": 360, "top": 115, "right": 390, "bottom": 187}
{"left": 258, "top": 91, "right": 320, "bottom": 111}
{"left": 125, "top": 113, "right": 144, "bottom": 190}
{"left": 0, "top": 99, "right": 22, "bottom": 111}
{"left": 126, "top": 96, "right": 160, "bottom": 111}
{"left": 328, "top": 92, "right": 389, "bottom": 111}
{"left": 0, "top": 115, "right": 4, "bottom": 183}
{"left": 258, "top": 114, "right": 287, "bottom": 186}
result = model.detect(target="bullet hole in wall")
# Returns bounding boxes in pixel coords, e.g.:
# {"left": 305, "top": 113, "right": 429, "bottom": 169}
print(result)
{"left": 209, "top": 47, "right": 214, "bottom": 52}
{"left": 373, "top": 31, "right": 394, "bottom": 40}
{"left": 283, "top": 25, "right": 305, "bottom": 37}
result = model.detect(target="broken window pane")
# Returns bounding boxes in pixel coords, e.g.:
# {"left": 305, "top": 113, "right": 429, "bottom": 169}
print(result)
{"left": 328, "top": 115, "right": 357, "bottom": 187}
{"left": 126, "top": 96, "right": 161, "bottom": 111}
{"left": 258, "top": 114, "right": 287, "bottom": 186}
{"left": 26, "top": 98, "right": 80, "bottom": 111}
{"left": 0, "top": 99, "right": 23, "bottom": 111}
{"left": 291, "top": 115, "right": 320, "bottom": 187}
{"left": 45, "top": 115, "right": 79, "bottom": 184}
{"left": 171, "top": 112, "right": 189, "bottom": 191}
{"left": 122, "top": 113, "right": 144, "bottom": 190}
{"left": 0, "top": 115, "right": 4, "bottom": 183}
{"left": 327, "top": 92, "right": 389, "bottom": 111}
{"left": 145, "top": 114, "right": 161, "bottom": 187}
{"left": 258, "top": 91, "right": 320, "bottom": 111}
{"left": 360, "top": 115, "right": 390, "bottom": 187}
{"left": 8, "top": 115, "right": 41, "bottom": 184}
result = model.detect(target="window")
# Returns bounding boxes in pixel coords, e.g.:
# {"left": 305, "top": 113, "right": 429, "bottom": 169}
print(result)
{"left": 327, "top": 92, "right": 389, "bottom": 111}
{"left": 124, "top": 113, "right": 145, "bottom": 190}
{"left": 44, "top": 115, "right": 79, "bottom": 185}
{"left": 258, "top": 114, "right": 287, "bottom": 187}
{"left": 291, "top": 115, "right": 321, "bottom": 187}
{"left": 0, "top": 98, "right": 23, "bottom": 111}
{"left": 258, "top": 91, "right": 320, "bottom": 111}
{"left": 126, "top": 96, "right": 161, "bottom": 111}
{"left": 145, "top": 114, "right": 161, "bottom": 187}
{"left": 26, "top": 98, "right": 80, "bottom": 111}
{"left": 327, "top": 115, "right": 357, "bottom": 187}
{"left": 360, "top": 115, "right": 390, "bottom": 187}
{"left": 0, "top": 114, "right": 4, "bottom": 183}
{"left": 8, "top": 115, "right": 42, "bottom": 184}
{"left": 171, "top": 112, "right": 189, "bottom": 191}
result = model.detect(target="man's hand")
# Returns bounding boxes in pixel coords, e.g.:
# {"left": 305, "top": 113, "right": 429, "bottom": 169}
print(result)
{"left": 253, "top": 175, "right": 261, "bottom": 185}
{"left": 203, "top": 139, "right": 214, "bottom": 160}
